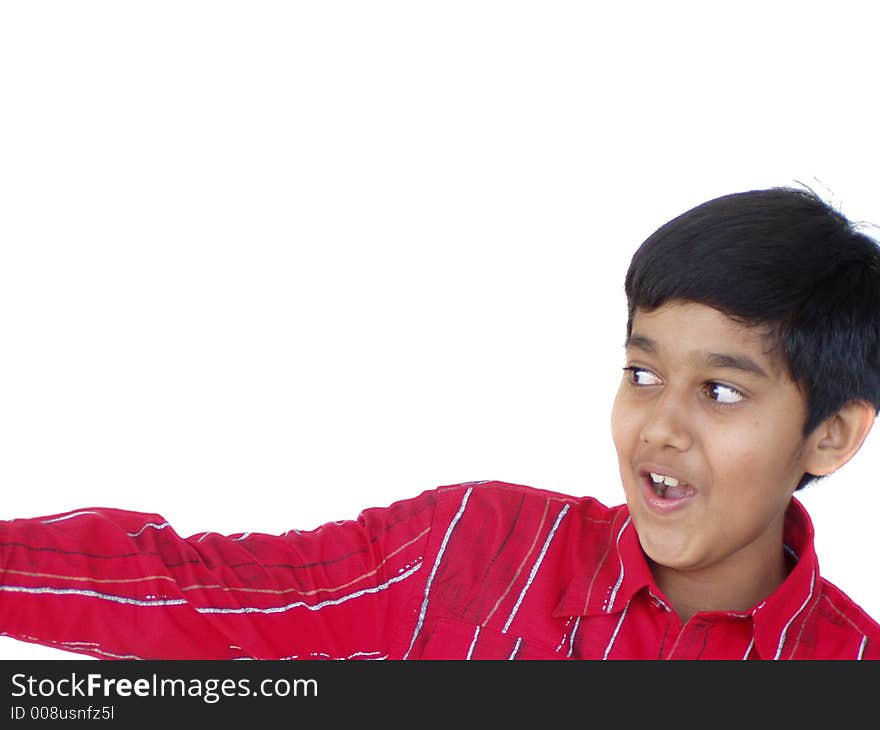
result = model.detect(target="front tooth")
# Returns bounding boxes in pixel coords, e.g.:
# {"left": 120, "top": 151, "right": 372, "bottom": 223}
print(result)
{"left": 662, "top": 476, "right": 679, "bottom": 488}
{"left": 649, "top": 473, "right": 664, "bottom": 484}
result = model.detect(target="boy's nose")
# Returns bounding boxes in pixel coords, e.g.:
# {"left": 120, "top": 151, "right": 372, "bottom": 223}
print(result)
{"left": 639, "top": 390, "right": 693, "bottom": 452}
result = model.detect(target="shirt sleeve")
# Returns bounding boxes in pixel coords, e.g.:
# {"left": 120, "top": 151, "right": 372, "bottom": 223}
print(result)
{"left": 0, "top": 490, "right": 437, "bottom": 659}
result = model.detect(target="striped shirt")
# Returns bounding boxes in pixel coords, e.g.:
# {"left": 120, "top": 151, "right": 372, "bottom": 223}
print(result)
{"left": 0, "top": 480, "right": 877, "bottom": 659}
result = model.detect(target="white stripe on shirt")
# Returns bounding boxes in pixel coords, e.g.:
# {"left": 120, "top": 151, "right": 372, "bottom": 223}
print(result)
{"left": 602, "top": 600, "right": 630, "bottom": 659}
{"left": 466, "top": 625, "right": 481, "bottom": 660}
{"left": 196, "top": 560, "right": 422, "bottom": 614}
{"left": 501, "top": 503, "right": 570, "bottom": 634}
{"left": 566, "top": 616, "right": 582, "bottom": 658}
{"left": 508, "top": 636, "right": 523, "bottom": 660}
{"left": 0, "top": 585, "right": 187, "bottom": 608}
{"left": 604, "top": 516, "right": 632, "bottom": 613}
{"left": 773, "top": 569, "right": 815, "bottom": 660}
{"left": 402, "top": 486, "right": 473, "bottom": 659}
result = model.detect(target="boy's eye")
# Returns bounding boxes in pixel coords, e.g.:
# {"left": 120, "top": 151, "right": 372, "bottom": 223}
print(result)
{"left": 623, "top": 366, "right": 661, "bottom": 386}
{"left": 703, "top": 382, "right": 744, "bottom": 405}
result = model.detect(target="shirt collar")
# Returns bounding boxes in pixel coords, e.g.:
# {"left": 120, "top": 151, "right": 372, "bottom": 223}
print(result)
{"left": 553, "top": 497, "right": 821, "bottom": 657}
{"left": 554, "top": 505, "right": 653, "bottom": 618}
{"left": 749, "top": 497, "right": 821, "bottom": 660}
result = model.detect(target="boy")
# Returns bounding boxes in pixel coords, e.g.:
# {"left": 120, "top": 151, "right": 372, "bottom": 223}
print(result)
{"left": 1, "top": 186, "right": 878, "bottom": 659}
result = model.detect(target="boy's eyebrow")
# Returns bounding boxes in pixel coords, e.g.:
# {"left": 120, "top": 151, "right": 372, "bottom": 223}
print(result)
{"left": 704, "top": 352, "right": 769, "bottom": 379}
{"left": 624, "top": 334, "right": 770, "bottom": 379}
{"left": 623, "top": 334, "right": 656, "bottom": 354}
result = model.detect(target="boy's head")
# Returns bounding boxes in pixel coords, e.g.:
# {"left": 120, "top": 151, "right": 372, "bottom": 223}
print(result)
{"left": 610, "top": 187, "right": 879, "bottom": 601}
{"left": 623, "top": 186, "right": 880, "bottom": 491}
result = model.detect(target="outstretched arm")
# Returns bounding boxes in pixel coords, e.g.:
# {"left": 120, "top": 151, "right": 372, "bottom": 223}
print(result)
{"left": 0, "top": 491, "right": 436, "bottom": 659}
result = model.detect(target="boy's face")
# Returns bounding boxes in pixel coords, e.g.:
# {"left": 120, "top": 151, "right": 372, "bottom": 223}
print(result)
{"left": 611, "top": 301, "right": 816, "bottom": 583}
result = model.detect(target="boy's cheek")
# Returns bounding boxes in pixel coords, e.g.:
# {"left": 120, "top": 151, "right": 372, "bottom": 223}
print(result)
{"left": 610, "top": 395, "right": 639, "bottom": 453}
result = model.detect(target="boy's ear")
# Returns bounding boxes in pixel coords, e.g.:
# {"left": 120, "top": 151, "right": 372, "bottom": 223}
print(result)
{"left": 804, "top": 400, "right": 876, "bottom": 477}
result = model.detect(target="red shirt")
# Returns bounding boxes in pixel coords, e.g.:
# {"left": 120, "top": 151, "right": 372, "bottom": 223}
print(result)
{"left": 1, "top": 480, "right": 877, "bottom": 659}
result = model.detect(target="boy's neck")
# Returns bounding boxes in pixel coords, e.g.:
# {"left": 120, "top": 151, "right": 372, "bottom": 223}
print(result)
{"left": 649, "top": 546, "right": 790, "bottom": 625}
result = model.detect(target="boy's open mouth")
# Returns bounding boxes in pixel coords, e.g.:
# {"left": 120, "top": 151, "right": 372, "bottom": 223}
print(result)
{"left": 647, "top": 471, "right": 696, "bottom": 500}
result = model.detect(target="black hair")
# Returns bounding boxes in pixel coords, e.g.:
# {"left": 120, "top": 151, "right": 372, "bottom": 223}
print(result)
{"left": 624, "top": 186, "right": 880, "bottom": 491}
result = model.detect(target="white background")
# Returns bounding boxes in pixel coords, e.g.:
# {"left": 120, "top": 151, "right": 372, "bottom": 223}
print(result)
{"left": 1, "top": 2, "right": 878, "bottom": 659}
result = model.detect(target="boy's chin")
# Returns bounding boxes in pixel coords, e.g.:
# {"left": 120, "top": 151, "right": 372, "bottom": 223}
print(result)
{"left": 636, "top": 528, "right": 696, "bottom": 571}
